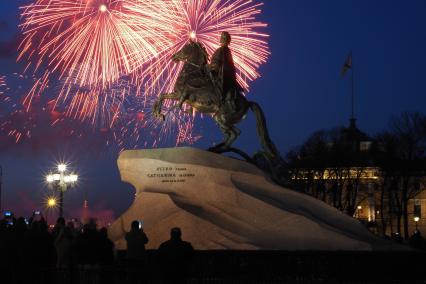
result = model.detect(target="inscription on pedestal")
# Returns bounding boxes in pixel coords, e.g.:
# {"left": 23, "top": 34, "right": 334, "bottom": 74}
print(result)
{"left": 146, "top": 166, "right": 195, "bottom": 183}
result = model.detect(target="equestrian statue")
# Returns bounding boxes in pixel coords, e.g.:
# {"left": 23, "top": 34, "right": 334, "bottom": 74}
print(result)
{"left": 153, "top": 32, "right": 288, "bottom": 185}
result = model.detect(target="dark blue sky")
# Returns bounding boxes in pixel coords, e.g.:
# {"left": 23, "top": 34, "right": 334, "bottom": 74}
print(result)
{"left": 1, "top": 0, "right": 426, "bottom": 220}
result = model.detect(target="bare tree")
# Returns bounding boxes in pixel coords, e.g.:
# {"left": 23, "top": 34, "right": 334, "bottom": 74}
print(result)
{"left": 379, "top": 112, "right": 426, "bottom": 238}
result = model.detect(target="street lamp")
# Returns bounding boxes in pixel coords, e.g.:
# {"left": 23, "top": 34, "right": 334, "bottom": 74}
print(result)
{"left": 44, "top": 196, "right": 58, "bottom": 225}
{"left": 46, "top": 164, "right": 78, "bottom": 218}
{"left": 47, "top": 197, "right": 57, "bottom": 208}
{"left": 414, "top": 216, "right": 420, "bottom": 231}
{"left": 58, "top": 164, "right": 67, "bottom": 173}
{"left": 356, "top": 205, "right": 362, "bottom": 218}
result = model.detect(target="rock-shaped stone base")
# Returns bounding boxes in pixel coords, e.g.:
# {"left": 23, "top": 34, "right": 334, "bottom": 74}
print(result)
{"left": 108, "top": 147, "right": 397, "bottom": 251}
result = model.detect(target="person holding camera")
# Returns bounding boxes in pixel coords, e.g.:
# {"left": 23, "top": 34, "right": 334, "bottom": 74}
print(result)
{"left": 125, "top": 220, "right": 149, "bottom": 261}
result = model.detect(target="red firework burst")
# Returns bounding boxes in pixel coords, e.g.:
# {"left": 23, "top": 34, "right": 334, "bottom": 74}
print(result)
{"left": 16, "top": 0, "right": 270, "bottom": 149}
{"left": 133, "top": 0, "right": 270, "bottom": 96}
{"left": 18, "top": 0, "right": 174, "bottom": 116}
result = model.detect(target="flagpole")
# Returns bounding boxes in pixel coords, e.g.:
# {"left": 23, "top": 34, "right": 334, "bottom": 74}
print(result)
{"left": 341, "top": 52, "right": 355, "bottom": 125}
{"left": 351, "top": 59, "right": 355, "bottom": 119}
{"left": 351, "top": 57, "right": 354, "bottom": 120}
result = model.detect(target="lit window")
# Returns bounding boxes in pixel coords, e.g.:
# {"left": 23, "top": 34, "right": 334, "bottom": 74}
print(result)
{"left": 360, "top": 141, "right": 372, "bottom": 151}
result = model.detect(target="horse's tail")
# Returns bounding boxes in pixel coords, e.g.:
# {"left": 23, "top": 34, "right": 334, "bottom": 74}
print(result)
{"left": 249, "top": 101, "right": 280, "bottom": 159}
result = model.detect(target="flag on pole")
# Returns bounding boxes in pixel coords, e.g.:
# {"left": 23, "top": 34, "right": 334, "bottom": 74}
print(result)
{"left": 341, "top": 53, "right": 352, "bottom": 76}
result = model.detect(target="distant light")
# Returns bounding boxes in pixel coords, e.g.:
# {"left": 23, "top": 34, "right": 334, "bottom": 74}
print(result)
{"left": 414, "top": 216, "right": 420, "bottom": 222}
{"left": 70, "top": 174, "right": 78, "bottom": 182}
{"left": 99, "top": 4, "right": 107, "bottom": 12}
{"left": 46, "top": 175, "right": 54, "bottom": 183}
{"left": 47, "top": 198, "right": 57, "bottom": 207}
{"left": 64, "top": 174, "right": 78, "bottom": 183}
{"left": 189, "top": 31, "right": 196, "bottom": 40}
{"left": 53, "top": 174, "right": 61, "bottom": 181}
{"left": 58, "top": 164, "right": 67, "bottom": 172}
{"left": 357, "top": 206, "right": 362, "bottom": 210}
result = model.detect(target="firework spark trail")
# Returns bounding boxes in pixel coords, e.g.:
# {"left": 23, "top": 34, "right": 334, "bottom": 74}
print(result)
{"left": 132, "top": 0, "right": 270, "bottom": 96}
{"left": 0, "top": 76, "right": 6, "bottom": 92}
{"left": 0, "top": 73, "right": 127, "bottom": 148}
{"left": 95, "top": 90, "right": 202, "bottom": 151}
{"left": 17, "top": 0, "right": 178, "bottom": 145}
{"left": 59, "top": 78, "right": 132, "bottom": 129}
{"left": 0, "top": 75, "right": 11, "bottom": 137}
{"left": 15, "top": 0, "right": 269, "bottom": 149}
{"left": 122, "top": 0, "right": 269, "bottom": 147}
{"left": 0, "top": 76, "right": 36, "bottom": 143}
{"left": 144, "top": 106, "right": 201, "bottom": 146}
{"left": 23, "top": 70, "right": 50, "bottom": 111}
{"left": 0, "top": 75, "right": 18, "bottom": 142}
{"left": 0, "top": 75, "right": 11, "bottom": 136}
{"left": 19, "top": 0, "right": 173, "bottom": 102}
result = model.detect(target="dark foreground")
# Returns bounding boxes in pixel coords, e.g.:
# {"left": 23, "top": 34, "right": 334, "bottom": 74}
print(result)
{"left": 1, "top": 250, "right": 425, "bottom": 284}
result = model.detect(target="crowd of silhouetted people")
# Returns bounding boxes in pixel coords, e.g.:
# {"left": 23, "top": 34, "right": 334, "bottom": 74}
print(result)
{"left": 1, "top": 213, "right": 426, "bottom": 284}
{"left": 0, "top": 213, "right": 194, "bottom": 284}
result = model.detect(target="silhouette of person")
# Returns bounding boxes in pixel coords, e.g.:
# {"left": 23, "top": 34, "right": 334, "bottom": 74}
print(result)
{"left": 73, "top": 222, "right": 100, "bottom": 266}
{"left": 98, "top": 227, "right": 114, "bottom": 265}
{"left": 125, "top": 220, "right": 149, "bottom": 282}
{"left": 14, "top": 217, "right": 28, "bottom": 266}
{"left": 23, "top": 219, "right": 55, "bottom": 283}
{"left": 54, "top": 225, "right": 74, "bottom": 269}
{"left": 209, "top": 31, "right": 243, "bottom": 104}
{"left": 409, "top": 230, "right": 424, "bottom": 250}
{"left": 98, "top": 227, "right": 115, "bottom": 284}
{"left": 52, "top": 217, "right": 66, "bottom": 241}
{"left": 125, "top": 220, "right": 149, "bottom": 261}
{"left": 158, "top": 227, "right": 194, "bottom": 283}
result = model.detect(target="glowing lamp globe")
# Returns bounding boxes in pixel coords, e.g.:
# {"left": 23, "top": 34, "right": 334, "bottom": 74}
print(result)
{"left": 58, "top": 164, "right": 67, "bottom": 172}
{"left": 70, "top": 174, "right": 78, "bottom": 183}
{"left": 46, "top": 175, "right": 54, "bottom": 183}
{"left": 53, "top": 174, "right": 61, "bottom": 181}
{"left": 47, "top": 198, "right": 56, "bottom": 207}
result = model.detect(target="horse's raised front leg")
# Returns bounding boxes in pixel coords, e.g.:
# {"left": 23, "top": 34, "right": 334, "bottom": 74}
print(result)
{"left": 153, "top": 92, "right": 181, "bottom": 121}
{"left": 177, "top": 88, "right": 189, "bottom": 110}
{"left": 170, "top": 88, "right": 189, "bottom": 112}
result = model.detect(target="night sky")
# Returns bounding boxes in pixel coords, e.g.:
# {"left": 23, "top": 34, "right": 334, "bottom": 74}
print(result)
{"left": 1, "top": 0, "right": 426, "bottom": 222}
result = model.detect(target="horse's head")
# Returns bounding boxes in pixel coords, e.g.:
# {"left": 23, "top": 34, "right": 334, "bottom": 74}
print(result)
{"left": 172, "top": 41, "right": 208, "bottom": 67}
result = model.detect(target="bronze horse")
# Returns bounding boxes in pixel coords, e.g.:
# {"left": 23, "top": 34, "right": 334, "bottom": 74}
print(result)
{"left": 153, "top": 41, "right": 280, "bottom": 161}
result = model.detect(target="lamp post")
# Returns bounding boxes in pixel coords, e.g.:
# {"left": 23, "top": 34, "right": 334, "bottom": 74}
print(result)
{"left": 414, "top": 216, "right": 420, "bottom": 232}
{"left": 46, "top": 164, "right": 78, "bottom": 218}
{"left": 356, "top": 205, "right": 362, "bottom": 219}
{"left": 47, "top": 197, "right": 57, "bottom": 208}
{"left": 0, "top": 166, "right": 2, "bottom": 214}
{"left": 44, "top": 197, "right": 58, "bottom": 225}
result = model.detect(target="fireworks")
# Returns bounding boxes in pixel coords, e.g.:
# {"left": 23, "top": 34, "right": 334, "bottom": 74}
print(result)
{"left": 0, "top": 75, "right": 40, "bottom": 143}
{"left": 0, "top": 76, "right": 6, "bottom": 91}
{"left": 15, "top": 0, "right": 270, "bottom": 149}
{"left": 19, "top": 0, "right": 172, "bottom": 100}
{"left": 104, "top": 92, "right": 202, "bottom": 151}
{"left": 60, "top": 78, "right": 130, "bottom": 129}
{"left": 0, "top": 76, "right": 8, "bottom": 100}
{"left": 134, "top": 0, "right": 270, "bottom": 96}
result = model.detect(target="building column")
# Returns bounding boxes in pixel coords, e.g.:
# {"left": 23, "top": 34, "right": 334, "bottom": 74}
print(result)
{"left": 367, "top": 182, "right": 376, "bottom": 222}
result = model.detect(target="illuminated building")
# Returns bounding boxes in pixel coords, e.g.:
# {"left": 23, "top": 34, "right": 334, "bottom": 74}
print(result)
{"left": 289, "top": 118, "right": 426, "bottom": 238}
